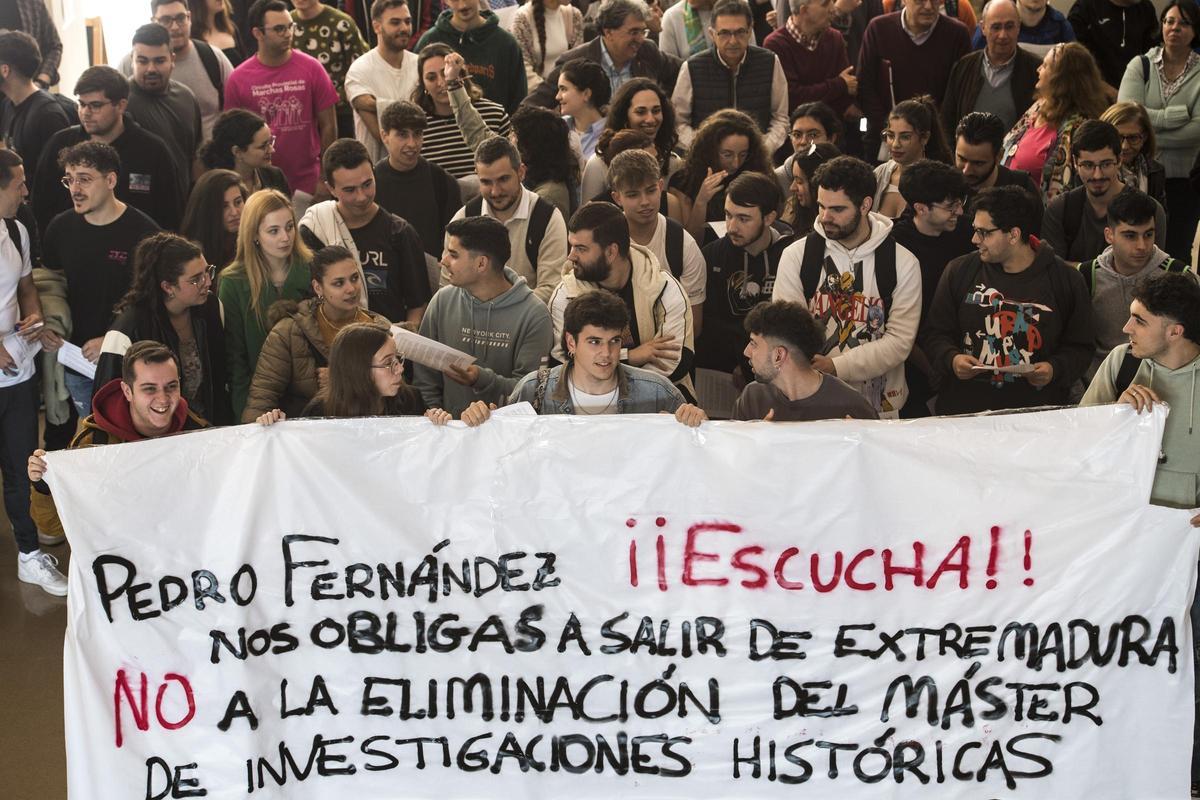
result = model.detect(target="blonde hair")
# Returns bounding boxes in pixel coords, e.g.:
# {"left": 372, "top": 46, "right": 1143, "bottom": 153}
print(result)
{"left": 1101, "top": 101, "right": 1158, "bottom": 161}
{"left": 221, "top": 189, "right": 312, "bottom": 326}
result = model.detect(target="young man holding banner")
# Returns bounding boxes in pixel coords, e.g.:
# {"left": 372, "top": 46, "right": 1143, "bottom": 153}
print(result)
{"left": 27, "top": 341, "right": 209, "bottom": 575}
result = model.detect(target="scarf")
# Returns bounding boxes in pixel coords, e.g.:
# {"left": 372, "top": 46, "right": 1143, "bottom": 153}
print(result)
{"left": 682, "top": 3, "right": 708, "bottom": 56}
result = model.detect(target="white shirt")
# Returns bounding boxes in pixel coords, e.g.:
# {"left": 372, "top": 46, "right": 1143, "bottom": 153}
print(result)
{"left": 643, "top": 213, "right": 706, "bottom": 306}
{"left": 0, "top": 219, "right": 35, "bottom": 387}
{"left": 344, "top": 48, "right": 421, "bottom": 164}
{"left": 568, "top": 378, "right": 619, "bottom": 414}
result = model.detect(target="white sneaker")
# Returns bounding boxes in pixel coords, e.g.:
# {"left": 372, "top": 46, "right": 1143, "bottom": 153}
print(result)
{"left": 17, "top": 551, "right": 67, "bottom": 597}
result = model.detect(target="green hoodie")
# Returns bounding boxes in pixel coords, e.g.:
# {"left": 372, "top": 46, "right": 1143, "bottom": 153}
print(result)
{"left": 1082, "top": 344, "right": 1200, "bottom": 509}
{"left": 415, "top": 10, "right": 528, "bottom": 113}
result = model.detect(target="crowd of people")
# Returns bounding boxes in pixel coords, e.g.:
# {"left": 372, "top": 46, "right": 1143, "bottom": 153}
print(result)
{"left": 1, "top": 0, "right": 1200, "bottom": 715}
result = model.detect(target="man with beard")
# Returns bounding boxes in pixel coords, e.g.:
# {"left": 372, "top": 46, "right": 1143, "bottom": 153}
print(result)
{"left": 125, "top": 24, "right": 202, "bottom": 203}
{"left": 299, "top": 138, "right": 431, "bottom": 325}
{"left": 40, "top": 142, "right": 160, "bottom": 416}
{"left": 774, "top": 155, "right": 921, "bottom": 418}
{"left": 1043, "top": 120, "right": 1166, "bottom": 267}
{"left": 733, "top": 300, "right": 877, "bottom": 420}
{"left": 549, "top": 201, "right": 696, "bottom": 400}
{"left": 696, "top": 171, "right": 796, "bottom": 416}
{"left": 32, "top": 66, "right": 182, "bottom": 234}
{"left": 448, "top": 137, "right": 567, "bottom": 304}
{"left": 345, "top": 0, "right": 421, "bottom": 163}
{"left": 954, "top": 111, "right": 1041, "bottom": 208}
{"left": 921, "top": 185, "right": 1093, "bottom": 414}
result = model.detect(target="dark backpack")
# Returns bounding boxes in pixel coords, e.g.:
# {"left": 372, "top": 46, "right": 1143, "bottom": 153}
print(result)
{"left": 1060, "top": 187, "right": 1087, "bottom": 260}
{"left": 464, "top": 194, "right": 555, "bottom": 270}
{"left": 4, "top": 217, "right": 22, "bottom": 260}
{"left": 193, "top": 39, "right": 225, "bottom": 109}
{"left": 799, "top": 231, "right": 899, "bottom": 318}
{"left": 1114, "top": 347, "right": 1144, "bottom": 396}
{"left": 663, "top": 216, "right": 685, "bottom": 279}
{"left": 1077, "top": 255, "right": 1188, "bottom": 295}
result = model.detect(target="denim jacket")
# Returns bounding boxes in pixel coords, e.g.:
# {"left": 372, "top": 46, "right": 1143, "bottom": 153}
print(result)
{"left": 508, "top": 363, "right": 685, "bottom": 414}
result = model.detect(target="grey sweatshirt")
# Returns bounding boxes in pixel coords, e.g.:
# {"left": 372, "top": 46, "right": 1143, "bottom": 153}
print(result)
{"left": 1086, "top": 246, "right": 1197, "bottom": 376}
{"left": 413, "top": 267, "right": 553, "bottom": 416}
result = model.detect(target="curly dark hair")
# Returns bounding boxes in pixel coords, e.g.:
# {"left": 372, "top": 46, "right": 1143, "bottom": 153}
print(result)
{"left": 673, "top": 109, "right": 770, "bottom": 197}
{"left": 511, "top": 105, "right": 580, "bottom": 190}
{"left": 602, "top": 78, "right": 676, "bottom": 173}
{"left": 114, "top": 232, "right": 205, "bottom": 315}
{"left": 200, "top": 109, "right": 268, "bottom": 170}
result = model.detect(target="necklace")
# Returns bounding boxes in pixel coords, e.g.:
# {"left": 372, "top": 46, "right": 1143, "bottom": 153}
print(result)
{"left": 569, "top": 373, "right": 618, "bottom": 415}
{"left": 318, "top": 303, "right": 359, "bottom": 331}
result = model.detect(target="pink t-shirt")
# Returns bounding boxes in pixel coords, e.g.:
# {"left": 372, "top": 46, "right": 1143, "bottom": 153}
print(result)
{"left": 225, "top": 50, "right": 337, "bottom": 195}
{"left": 1007, "top": 123, "right": 1057, "bottom": 180}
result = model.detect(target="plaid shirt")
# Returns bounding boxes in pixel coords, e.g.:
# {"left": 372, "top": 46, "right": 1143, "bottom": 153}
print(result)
{"left": 17, "top": 0, "right": 62, "bottom": 86}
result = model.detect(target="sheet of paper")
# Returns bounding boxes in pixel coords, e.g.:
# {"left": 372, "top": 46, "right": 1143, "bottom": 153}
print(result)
{"left": 972, "top": 362, "right": 1036, "bottom": 374}
{"left": 707, "top": 221, "right": 727, "bottom": 239}
{"left": 391, "top": 326, "right": 476, "bottom": 371}
{"left": 491, "top": 402, "right": 536, "bottom": 417}
{"left": 56, "top": 341, "right": 96, "bottom": 379}
{"left": 2, "top": 329, "right": 42, "bottom": 370}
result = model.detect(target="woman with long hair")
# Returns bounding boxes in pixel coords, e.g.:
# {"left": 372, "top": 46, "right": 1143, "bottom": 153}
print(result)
{"left": 218, "top": 189, "right": 313, "bottom": 420}
{"left": 1001, "top": 42, "right": 1108, "bottom": 200}
{"left": 243, "top": 246, "right": 390, "bottom": 422}
{"left": 256, "top": 322, "right": 444, "bottom": 423}
{"left": 510, "top": 105, "right": 580, "bottom": 217}
{"left": 580, "top": 78, "right": 679, "bottom": 200}
{"left": 668, "top": 109, "right": 772, "bottom": 240}
{"left": 1118, "top": 0, "right": 1200, "bottom": 260}
{"left": 412, "top": 44, "right": 511, "bottom": 180}
{"left": 775, "top": 102, "right": 842, "bottom": 199}
{"left": 94, "top": 232, "right": 231, "bottom": 424}
{"left": 873, "top": 96, "right": 950, "bottom": 219}
{"left": 188, "top": 0, "right": 244, "bottom": 64}
{"left": 779, "top": 143, "right": 838, "bottom": 236}
{"left": 199, "top": 109, "right": 290, "bottom": 195}
{"left": 180, "top": 169, "right": 248, "bottom": 273}
{"left": 1099, "top": 101, "right": 1166, "bottom": 207}
{"left": 512, "top": 0, "right": 584, "bottom": 90}
{"left": 555, "top": 59, "right": 610, "bottom": 163}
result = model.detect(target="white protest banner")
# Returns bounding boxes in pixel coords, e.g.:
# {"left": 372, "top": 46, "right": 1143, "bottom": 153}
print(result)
{"left": 48, "top": 405, "right": 1196, "bottom": 799}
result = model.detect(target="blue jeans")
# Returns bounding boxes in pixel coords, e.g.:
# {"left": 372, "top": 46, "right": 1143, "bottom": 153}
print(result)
{"left": 63, "top": 370, "right": 93, "bottom": 417}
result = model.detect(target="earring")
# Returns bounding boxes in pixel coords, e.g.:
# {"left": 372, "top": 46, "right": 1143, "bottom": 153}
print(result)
{"left": 254, "top": 239, "right": 260, "bottom": 246}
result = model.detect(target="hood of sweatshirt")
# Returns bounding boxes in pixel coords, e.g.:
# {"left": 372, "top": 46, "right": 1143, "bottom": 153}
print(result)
{"left": 432, "top": 9, "right": 502, "bottom": 44}
{"left": 813, "top": 211, "right": 894, "bottom": 258}
{"left": 90, "top": 377, "right": 192, "bottom": 442}
{"left": 1094, "top": 244, "right": 1172, "bottom": 277}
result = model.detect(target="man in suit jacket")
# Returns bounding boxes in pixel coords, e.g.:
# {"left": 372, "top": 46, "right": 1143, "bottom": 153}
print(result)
{"left": 524, "top": 0, "right": 681, "bottom": 108}
{"left": 940, "top": 0, "right": 1039, "bottom": 142}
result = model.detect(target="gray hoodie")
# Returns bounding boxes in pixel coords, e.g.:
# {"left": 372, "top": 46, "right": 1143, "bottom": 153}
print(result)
{"left": 1082, "top": 345, "right": 1200, "bottom": 510}
{"left": 413, "top": 267, "right": 553, "bottom": 416}
{"left": 1087, "top": 246, "right": 1197, "bottom": 376}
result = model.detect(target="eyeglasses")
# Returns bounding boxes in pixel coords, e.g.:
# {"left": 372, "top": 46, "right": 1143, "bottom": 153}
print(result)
{"left": 262, "top": 23, "right": 301, "bottom": 36}
{"left": 77, "top": 99, "right": 114, "bottom": 113}
{"left": 882, "top": 130, "right": 917, "bottom": 144}
{"left": 789, "top": 129, "right": 824, "bottom": 142}
{"left": 1076, "top": 159, "right": 1119, "bottom": 174}
{"left": 986, "top": 21, "right": 1019, "bottom": 33}
{"left": 616, "top": 25, "right": 649, "bottom": 38}
{"left": 932, "top": 199, "right": 965, "bottom": 213}
{"left": 713, "top": 28, "right": 751, "bottom": 40}
{"left": 1119, "top": 133, "right": 1145, "bottom": 146}
{"left": 371, "top": 356, "right": 405, "bottom": 373}
{"left": 60, "top": 174, "right": 98, "bottom": 189}
{"left": 184, "top": 265, "right": 217, "bottom": 288}
{"left": 972, "top": 226, "right": 1000, "bottom": 238}
{"left": 153, "top": 12, "right": 190, "bottom": 28}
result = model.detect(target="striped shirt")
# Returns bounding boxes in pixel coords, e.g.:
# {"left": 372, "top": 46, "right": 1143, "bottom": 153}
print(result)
{"left": 421, "top": 99, "right": 512, "bottom": 178}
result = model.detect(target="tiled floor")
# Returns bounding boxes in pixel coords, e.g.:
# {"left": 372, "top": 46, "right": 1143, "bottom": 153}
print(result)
{"left": 0, "top": 533, "right": 70, "bottom": 797}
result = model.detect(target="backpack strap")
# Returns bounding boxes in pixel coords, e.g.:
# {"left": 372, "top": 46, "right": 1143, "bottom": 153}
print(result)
{"left": 663, "top": 216, "right": 685, "bottom": 279}
{"left": 193, "top": 39, "right": 224, "bottom": 109}
{"left": 1162, "top": 257, "right": 1187, "bottom": 274}
{"left": 1078, "top": 258, "right": 1097, "bottom": 296}
{"left": 1062, "top": 188, "right": 1085, "bottom": 259}
{"left": 1114, "top": 347, "right": 1143, "bottom": 396}
{"left": 1141, "top": 54, "right": 1150, "bottom": 83}
{"left": 876, "top": 234, "right": 898, "bottom": 319}
{"left": 4, "top": 217, "right": 22, "bottom": 260}
{"left": 799, "top": 232, "right": 827, "bottom": 304}
{"left": 524, "top": 197, "right": 555, "bottom": 273}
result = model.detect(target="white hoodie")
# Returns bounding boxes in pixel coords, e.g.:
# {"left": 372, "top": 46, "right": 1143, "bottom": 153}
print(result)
{"left": 774, "top": 212, "right": 922, "bottom": 418}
